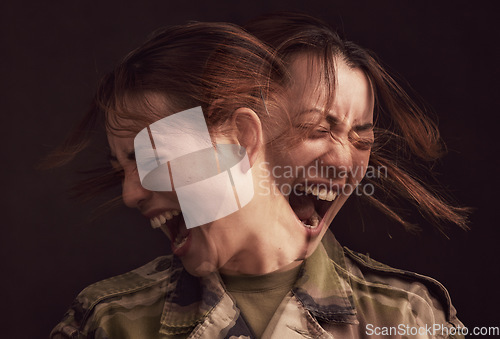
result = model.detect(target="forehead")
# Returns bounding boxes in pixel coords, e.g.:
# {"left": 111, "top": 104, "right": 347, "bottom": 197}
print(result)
{"left": 287, "top": 54, "right": 374, "bottom": 124}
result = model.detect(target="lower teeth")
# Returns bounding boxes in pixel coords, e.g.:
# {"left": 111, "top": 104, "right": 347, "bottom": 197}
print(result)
{"left": 302, "top": 216, "right": 320, "bottom": 228}
{"left": 174, "top": 235, "right": 188, "bottom": 248}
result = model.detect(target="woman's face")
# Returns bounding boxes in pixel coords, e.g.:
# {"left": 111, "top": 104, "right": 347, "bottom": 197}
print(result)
{"left": 107, "top": 95, "right": 302, "bottom": 277}
{"left": 269, "top": 54, "right": 375, "bottom": 252}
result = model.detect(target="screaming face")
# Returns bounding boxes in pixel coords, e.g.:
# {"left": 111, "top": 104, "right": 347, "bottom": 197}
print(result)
{"left": 269, "top": 54, "right": 375, "bottom": 250}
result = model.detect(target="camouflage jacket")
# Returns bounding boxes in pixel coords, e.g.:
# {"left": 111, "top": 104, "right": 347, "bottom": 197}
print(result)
{"left": 51, "top": 232, "right": 464, "bottom": 338}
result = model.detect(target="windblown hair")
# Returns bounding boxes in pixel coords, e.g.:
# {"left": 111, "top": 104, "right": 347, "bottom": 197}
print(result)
{"left": 245, "top": 12, "right": 469, "bottom": 232}
{"left": 42, "top": 21, "right": 287, "bottom": 203}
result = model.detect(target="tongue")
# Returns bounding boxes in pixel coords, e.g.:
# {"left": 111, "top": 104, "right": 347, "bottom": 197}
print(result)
{"left": 289, "top": 191, "right": 315, "bottom": 221}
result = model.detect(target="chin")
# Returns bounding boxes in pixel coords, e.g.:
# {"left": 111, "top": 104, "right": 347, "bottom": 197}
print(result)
{"left": 180, "top": 256, "right": 219, "bottom": 277}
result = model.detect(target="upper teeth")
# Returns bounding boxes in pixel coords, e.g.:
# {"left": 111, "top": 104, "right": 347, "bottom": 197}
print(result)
{"left": 150, "top": 210, "right": 181, "bottom": 229}
{"left": 302, "top": 186, "right": 338, "bottom": 201}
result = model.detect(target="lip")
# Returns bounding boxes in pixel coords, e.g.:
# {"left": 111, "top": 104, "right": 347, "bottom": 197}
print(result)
{"left": 302, "top": 218, "right": 325, "bottom": 237}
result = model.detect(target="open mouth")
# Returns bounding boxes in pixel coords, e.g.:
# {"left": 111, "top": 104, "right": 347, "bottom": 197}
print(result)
{"left": 288, "top": 182, "right": 340, "bottom": 233}
{"left": 148, "top": 181, "right": 340, "bottom": 254}
{"left": 150, "top": 210, "right": 191, "bottom": 256}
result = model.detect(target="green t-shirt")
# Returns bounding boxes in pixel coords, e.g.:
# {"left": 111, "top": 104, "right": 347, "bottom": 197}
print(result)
{"left": 220, "top": 265, "right": 301, "bottom": 338}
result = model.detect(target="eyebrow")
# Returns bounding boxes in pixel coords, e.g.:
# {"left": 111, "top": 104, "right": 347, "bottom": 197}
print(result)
{"left": 302, "top": 109, "right": 374, "bottom": 132}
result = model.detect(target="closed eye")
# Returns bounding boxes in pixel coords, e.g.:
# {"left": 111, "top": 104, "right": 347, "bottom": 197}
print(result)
{"left": 351, "top": 138, "right": 374, "bottom": 150}
{"left": 349, "top": 130, "right": 374, "bottom": 150}
{"left": 295, "top": 123, "right": 331, "bottom": 139}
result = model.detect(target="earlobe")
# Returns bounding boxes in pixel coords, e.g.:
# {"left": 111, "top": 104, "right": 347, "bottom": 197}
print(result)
{"left": 232, "top": 108, "right": 263, "bottom": 166}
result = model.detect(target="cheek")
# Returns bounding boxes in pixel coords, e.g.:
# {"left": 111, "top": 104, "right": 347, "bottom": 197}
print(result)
{"left": 353, "top": 152, "right": 371, "bottom": 182}
{"left": 157, "top": 191, "right": 180, "bottom": 204}
{"left": 267, "top": 140, "right": 329, "bottom": 183}
{"left": 288, "top": 141, "right": 327, "bottom": 166}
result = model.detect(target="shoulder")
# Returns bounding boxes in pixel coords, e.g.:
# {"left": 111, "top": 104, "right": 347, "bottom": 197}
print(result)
{"left": 74, "top": 254, "right": 175, "bottom": 309}
{"left": 341, "top": 247, "right": 463, "bottom": 330}
{"left": 50, "top": 255, "right": 177, "bottom": 339}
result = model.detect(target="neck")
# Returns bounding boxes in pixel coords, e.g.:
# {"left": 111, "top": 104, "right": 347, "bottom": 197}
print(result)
{"left": 218, "top": 193, "right": 307, "bottom": 275}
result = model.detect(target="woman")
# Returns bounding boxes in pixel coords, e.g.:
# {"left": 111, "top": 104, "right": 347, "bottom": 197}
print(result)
{"left": 49, "top": 21, "right": 324, "bottom": 338}
{"left": 243, "top": 12, "right": 468, "bottom": 338}
{"left": 50, "top": 18, "right": 466, "bottom": 339}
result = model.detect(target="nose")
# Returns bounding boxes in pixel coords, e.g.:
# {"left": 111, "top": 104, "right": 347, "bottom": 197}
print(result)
{"left": 121, "top": 170, "right": 152, "bottom": 209}
{"left": 320, "top": 139, "right": 354, "bottom": 180}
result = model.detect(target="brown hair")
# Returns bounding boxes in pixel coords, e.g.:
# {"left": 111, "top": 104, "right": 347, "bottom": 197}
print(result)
{"left": 245, "top": 12, "right": 470, "bottom": 232}
{"left": 42, "top": 21, "right": 287, "bottom": 203}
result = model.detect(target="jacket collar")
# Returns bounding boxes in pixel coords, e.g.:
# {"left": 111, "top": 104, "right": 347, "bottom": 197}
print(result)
{"left": 292, "top": 231, "right": 358, "bottom": 324}
{"left": 159, "top": 256, "right": 227, "bottom": 335}
{"left": 159, "top": 231, "right": 357, "bottom": 335}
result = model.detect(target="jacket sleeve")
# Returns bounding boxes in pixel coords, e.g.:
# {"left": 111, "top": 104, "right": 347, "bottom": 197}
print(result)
{"left": 50, "top": 256, "right": 173, "bottom": 339}
{"left": 51, "top": 298, "right": 116, "bottom": 339}
{"left": 50, "top": 299, "right": 90, "bottom": 339}
{"left": 343, "top": 248, "right": 466, "bottom": 339}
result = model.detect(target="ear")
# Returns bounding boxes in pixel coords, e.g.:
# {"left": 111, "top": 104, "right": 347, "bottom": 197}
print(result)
{"left": 232, "top": 108, "right": 263, "bottom": 166}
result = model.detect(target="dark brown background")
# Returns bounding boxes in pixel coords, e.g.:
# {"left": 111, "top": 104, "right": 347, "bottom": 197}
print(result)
{"left": 1, "top": 0, "right": 498, "bottom": 337}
